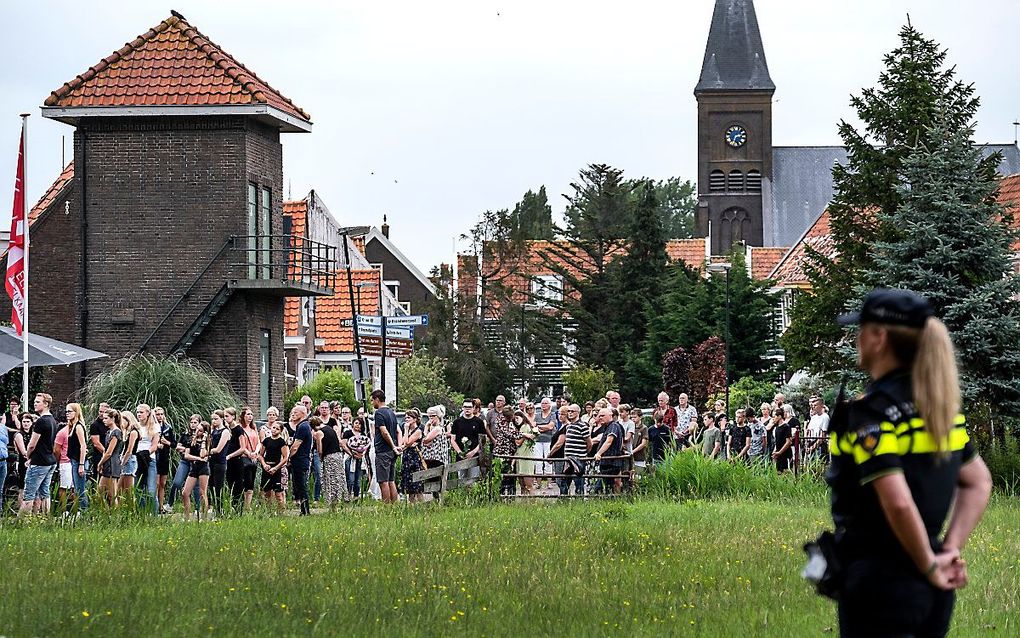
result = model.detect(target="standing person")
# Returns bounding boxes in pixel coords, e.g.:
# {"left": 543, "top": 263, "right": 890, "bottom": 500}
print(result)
{"left": 631, "top": 408, "right": 648, "bottom": 474}
{"left": 399, "top": 409, "right": 425, "bottom": 504}
{"left": 0, "top": 416, "right": 8, "bottom": 512}
{"left": 581, "top": 401, "right": 596, "bottom": 425}
{"left": 168, "top": 415, "right": 201, "bottom": 512}
{"left": 4, "top": 397, "right": 20, "bottom": 434}
{"left": 119, "top": 410, "right": 141, "bottom": 495}
{"left": 558, "top": 404, "right": 590, "bottom": 495}
{"left": 236, "top": 407, "right": 261, "bottom": 512}
{"left": 343, "top": 417, "right": 371, "bottom": 498}
{"left": 222, "top": 407, "right": 243, "bottom": 511}
{"left": 208, "top": 411, "right": 230, "bottom": 517}
{"left": 451, "top": 400, "right": 485, "bottom": 481}
{"left": 491, "top": 406, "right": 521, "bottom": 496}
{"left": 728, "top": 409, "right": 752, "bottom": 462}
{"left": 315, "top": 415, "right": 348, "bottom": 508}
{"left": 619, "top": 405, "right": 635, "bottom": 457}
{"left": 828, "top": 289, "right": 992, "bottom": 636}
{"left": 181, "top": 421, "right": 210, "bottom": 522}
{"left": 701, "top": 413, "right": 721, "bottom": 460}
{"left": 759, "top": 403, "right": 775, "bottom": 457}
{"left": 655, "top": 393, "right": 677, "bottom": 443}
{"left": 5, "top": 414, "right": 29, "bottom": 513}
{"left": 484, "top": 395, "right": 506, "bottom": 443}
{"left": 87, "top": 403, "right": 109, "bottom": 484}
{"left": 420, "top": 406, "right": 451, "bottom": 470}
{"left": 805, "top": 395, "right": 830, "bottom": 461}
{"left": 371, "top": 390, "right": 401, "bottom": 505}
{"left": 675, "top": 394, "right": 697, "bottom": 447}
{"left": 22, "top": 394, "right": 58, "bottom": 516}
{"left": 258, "top": 419, "right": 289, "bottom": 513}
{"left": 53, "top": 410, "right": 73, "bottom": 511}
{"left": 748, "top": 407, "right": 768, "bottom": 465}
{"left": 772, "top": 405, "right": 795, "bottom": 472}
{"left": 547, "top": 405, "right": 569, "bottom": 495}
{"left": 135, "top": 404, "right": 161, "bottom": 513}
{"left": 514, "top": 409, "right": 537, "bottom": 496}
{"left": 97, "top": 410, "right": 124, "bottom": 507}
{"left": 154, "top": 407, "right": 176, "bottom": 514}
{"left": 648, "top": 410, "right": 670, "bottom": 465}
{"left": 62, "top": 403, "right": 89, "bottom": 511}
{"left": 533, "top": 397, "right": 556, "bottom": 489}
{"left": 592, "top": 408, "right": 624, "bottom": 495}
{"left": 288, "top": 405, "right": 314, "bottom": 515}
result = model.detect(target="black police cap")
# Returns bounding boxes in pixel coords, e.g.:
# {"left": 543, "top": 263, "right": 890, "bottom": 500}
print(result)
{"left": 837, "top": 289, "right": 934, "bottom": 328}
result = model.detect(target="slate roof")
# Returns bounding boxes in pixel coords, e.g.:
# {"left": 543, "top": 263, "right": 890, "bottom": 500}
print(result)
{"left": 768, "top": 144, "right": 1020, "bottom": 248}
{"left": 695, "top": 0, "right": 775, "bottom": 93}
{"left": 43, "top": 11, "right": 310, "bottom": 124}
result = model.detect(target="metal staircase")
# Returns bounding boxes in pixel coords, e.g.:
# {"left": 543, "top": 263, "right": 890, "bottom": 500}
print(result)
{"left": 171, "top": 283, "right": 234, "bottom": 354}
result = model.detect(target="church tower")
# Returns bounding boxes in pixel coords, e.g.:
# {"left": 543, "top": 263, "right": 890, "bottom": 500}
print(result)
{"left": 695, "top": 0, "right": 775, "bottom": 254}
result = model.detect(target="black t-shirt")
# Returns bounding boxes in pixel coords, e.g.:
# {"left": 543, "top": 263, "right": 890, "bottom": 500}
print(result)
{"left": 774, "top": 422, "right": 793, "bottom": 457}
{"left": 319, "top": 425, "right": 342, "bottom": 457}
{"left": 729, "top": 425, "right": 751, "bottom": 456}
{"left": 227, "top": 423, "right": 243, "bottom": 457}
{"left": 292, "top": 421, "right": 313, "bottom": 461}
{"left": 210, "top": 426, "right": 228, "bottom": 465}
{"left": 88, "top": 418, "right": 108, "bottom": 463}
{"left": 157, "top": 423, "right": 177, "bottom": 462}
{"left": 30, "top": 414, "right": 57, "bottom": 465}
{"left": 66, "top": 422, "right": 85, "bottom": 463}
{"left": 451, "top": 416, "right": 485, "bottom": 452}
{"left": 262, "top": 437, "right": 287, "bottom": 466}
{"left": 373, "top": 408, "right": 398, "bottom": 453}
{"left": 648, "top": 425, "right": 671, "bottom": 461}
{"left": 602, "top": 421, "right": 624, "bottom": 461}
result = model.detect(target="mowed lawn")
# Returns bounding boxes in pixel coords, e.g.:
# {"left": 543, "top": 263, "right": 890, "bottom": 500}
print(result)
{"left": 1, "top": 499, "right": 1017, "bottom": 637}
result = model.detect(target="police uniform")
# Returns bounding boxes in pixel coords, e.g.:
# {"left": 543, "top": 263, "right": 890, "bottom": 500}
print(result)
{"left": 827, "top": 369, "right": 976, "bottom": 637}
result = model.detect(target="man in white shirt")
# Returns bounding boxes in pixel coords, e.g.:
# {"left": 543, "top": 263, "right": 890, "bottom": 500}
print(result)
{"left": 805, "top": 394, "right": 830, "bottom": 460}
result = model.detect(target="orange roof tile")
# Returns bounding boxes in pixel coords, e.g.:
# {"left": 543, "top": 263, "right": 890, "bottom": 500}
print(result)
{"left": 44, "top": 12, "right": 310, "bottom": 123}
{"left": 998, "top": 173, "right": 1020, "bottom": 250}
{"left": 666, "top": 239, "right": 707, "bottom": 269}
{"left": 30, "top": 162, "right": 74, "bottom": 225}
{"left": 770, "top": 210, "right": 834, "bottom": 288}
{"left": 316, "top": 269, "right": 382, "bottom": 352}
{"left": 282, "top": 200, "right": 308, "bottom": 336}
{"left": 748, "top": 246, "right": 786, "bottom": 281}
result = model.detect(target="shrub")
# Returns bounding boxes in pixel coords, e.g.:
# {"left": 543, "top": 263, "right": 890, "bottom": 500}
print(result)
{"left": 284, "top": 367, "right": 359, "bottom": 414}
{"left": 562, "top": 365, "right": 616, "bottom": 406}
{"left": 77, "top": 355, "right": 240, "bottom": 427}
{"left": 641, "top": 448, "right": 827, "bottom": 502}
{"left": 982, "top": 436, "right": 1020, "bottom": 493}
{"left": 397, "top": 353, "right": 465, "bottom": 415}
{"left": 710, "top": 376, "right": 777, "bottom": 415}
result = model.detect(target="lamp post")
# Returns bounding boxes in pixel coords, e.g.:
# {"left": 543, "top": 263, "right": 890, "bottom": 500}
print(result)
{"left": 707, "top": 262, "right": 732, "bottom": 415}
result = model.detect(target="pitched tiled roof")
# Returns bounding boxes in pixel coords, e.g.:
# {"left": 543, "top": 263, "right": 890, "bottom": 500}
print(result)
{"left": 748, "top": 246, "right": 786, "bottom": 281}
{"left": 44, "top": 12, "right": 310, "bottom": 123}
{"left": 997, "top": 173, "right": 1020, "bottom": 251}
{"left": 282, "top": 200, "right": 308, "bottom": 337}
{"left": 316, "top": 269, "right": 382, "bottom": 353}
{"left": 666, "top": 239, "right": 707, "bottom": 268}
{"left": 769, "top": 209, "right": 834, "bottom": 288}
{"left": 30, "top": 162, "right": 74, "bottom": 225}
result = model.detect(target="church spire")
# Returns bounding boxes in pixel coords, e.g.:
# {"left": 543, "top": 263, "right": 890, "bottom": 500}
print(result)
{"left": 695, "top": 0, "right": 775, "bottom": 93}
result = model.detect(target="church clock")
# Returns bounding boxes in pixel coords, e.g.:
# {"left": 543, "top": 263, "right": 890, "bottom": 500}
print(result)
{"left": 725, "top": 124, "right": 747, "bottom": 148}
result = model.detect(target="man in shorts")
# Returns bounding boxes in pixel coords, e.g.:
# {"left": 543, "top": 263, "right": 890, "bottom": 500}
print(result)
{"left": 371, "top": 390, "right": 401, "bottom": 504}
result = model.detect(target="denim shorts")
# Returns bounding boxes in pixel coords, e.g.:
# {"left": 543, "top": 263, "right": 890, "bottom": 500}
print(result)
{"left": 123, "top": 455, "right": 138, "bottom": 477}
{"left": 23, "top": 464, "right": 56, "bottom": 501}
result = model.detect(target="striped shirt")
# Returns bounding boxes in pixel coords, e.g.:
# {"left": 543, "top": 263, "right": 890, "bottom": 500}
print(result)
{"left": 564, "top": 422, "right": 590, "bottom": 458}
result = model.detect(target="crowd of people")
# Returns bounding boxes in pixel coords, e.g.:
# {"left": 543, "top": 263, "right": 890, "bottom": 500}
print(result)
{"left": 0, "top": 385, "right": 832, "bottom": 517}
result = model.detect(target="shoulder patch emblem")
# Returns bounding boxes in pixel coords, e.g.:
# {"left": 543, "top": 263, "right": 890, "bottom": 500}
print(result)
{"left": 857, "top": 424, "right": 882, "bottom": 453}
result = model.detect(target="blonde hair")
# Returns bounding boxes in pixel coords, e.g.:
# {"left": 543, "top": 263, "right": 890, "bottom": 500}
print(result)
{"left": 121, "top": 410, "right": 141, "bottom": 432}
{"left": 885, "top": 317, "right": 960, "bottom": 451}
{"left": 66, "top": 402, "right": 84, "bottom": 428}
{"left": 137, "top": 403, "right": 159, "bottom": 441}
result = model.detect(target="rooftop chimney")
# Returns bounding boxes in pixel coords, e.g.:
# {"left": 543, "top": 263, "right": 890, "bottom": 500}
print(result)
{"left": 381, "top": 214, "right": 390, "bottom": 239}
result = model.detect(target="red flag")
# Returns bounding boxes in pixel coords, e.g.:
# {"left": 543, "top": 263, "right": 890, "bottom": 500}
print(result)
{"left": 6, "top": 128, "right": 26, "bottom": 335}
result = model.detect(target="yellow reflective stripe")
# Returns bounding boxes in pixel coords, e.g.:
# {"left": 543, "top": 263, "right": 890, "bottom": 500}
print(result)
{"left": 954, "top": 414, "right": 966, "bottom": 426}
{"left": 910, "top": 417, "right": 925, "bottom": 431}
{"left": 829, "top": 432, "right": 841, "bottom": 456}
{"left": 909, "top": 426, "right": 969, "bottom": 454}
{"left": 894, "top": 422, "right": 911, "bottom": 436}
{"left": 853, "top": 432, "right": 899, "bottom": 464}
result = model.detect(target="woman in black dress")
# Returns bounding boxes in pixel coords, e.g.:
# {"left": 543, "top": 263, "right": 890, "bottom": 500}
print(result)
{"left": 181, "top": 422, "right": 210, "bottom": 521}
{"left": 399, "top": 409, "right": 425, "bottom": 503}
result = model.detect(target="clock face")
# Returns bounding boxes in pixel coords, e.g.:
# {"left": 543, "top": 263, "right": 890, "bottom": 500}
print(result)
{"left": 725, "top": 125, "right": 747, "bottom": 148}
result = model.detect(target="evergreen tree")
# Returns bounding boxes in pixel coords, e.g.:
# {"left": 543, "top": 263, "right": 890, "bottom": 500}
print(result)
{"left": 865, "top": 118, "right": 1020, "bottom": 417}
{"left": 512, "top": 186, "right": 554, "bottom": 240}
{"left": 782, "top": 22, "right": 991, "bottom": 375}
{"left": 624, "top": 177, "right": 697, "bottom": 239}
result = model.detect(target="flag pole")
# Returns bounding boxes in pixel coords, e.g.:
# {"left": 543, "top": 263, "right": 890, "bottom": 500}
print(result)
{"left": 20, "top": 113, "right": 29, "bottom": 410}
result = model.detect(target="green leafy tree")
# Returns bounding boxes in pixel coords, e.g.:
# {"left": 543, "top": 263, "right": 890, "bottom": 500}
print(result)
{"left": 512, "top": 186, "right": 554, "bottom": 240}
{"left": 397, "top": 353, "right": 466, "bottom": 415}
{"left": 562, "top": 365, "right": 616, "bottom": 406}
{"left": 783, "top": 22, "right": 990, "bottom": 375}
{"left": 284, "top": 368, "right": 358, "bottom": 413}
{"left": 625, "top": 176, "right": 697, "bottom": 239}
{"left": 865, "top": 118, "right": 1020, "bottom": 418}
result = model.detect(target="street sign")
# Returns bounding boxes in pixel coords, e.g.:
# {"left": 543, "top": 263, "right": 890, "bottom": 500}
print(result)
{"left": 356, "top": 314, "right": 382, "bottom": 326}
{"left": 386, "top": 314, "right": 429, "bottom": 327}
{"left": 356, "top": 324, "right": 413, "bottom": 339}
{"left": 356, "top": 324, "right": 382, "bottom": 337}
{"left": 340, "top": 318, "right": 353, "bottom": 327}
{"left": 351, "top": 358, "right": 369, "bottom": 384}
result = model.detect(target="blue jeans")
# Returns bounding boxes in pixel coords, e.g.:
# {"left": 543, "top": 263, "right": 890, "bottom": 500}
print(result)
{"left": 0, "top": 461, "right": 7, "bottom": 511}
{"left": 345, "top": 457, "right": 364, "bottom": 497}
{"left": 137, "top": 452, "right": 159, "bottom": 513}
{"left": 168, "top": 460, "right": 200, "bottom": 508}
{"left": 24, "top": 463, "right": 56, "bottom": 502}
{"left": 69, "top": 459, "right": 89, "bottom": 509}
{"left": 311, "top": 449, "right": 322, "bottom": 501}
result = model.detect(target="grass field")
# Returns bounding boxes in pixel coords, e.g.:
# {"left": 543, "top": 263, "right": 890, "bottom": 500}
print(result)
{"left": 1, "top": 497, "right": 1018, "bottom": 637}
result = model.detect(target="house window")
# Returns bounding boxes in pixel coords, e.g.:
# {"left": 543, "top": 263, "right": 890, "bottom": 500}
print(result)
{"left": 260, "top": 186, "right": 272, "bottom": 279}
{"left": 709, "top": 170, "right": 726, "bottom": 192}
{"left": 247, "top": 183, "right": 258, "bottom": 279}
{"left": 399, "top": 301, "right": 411, "bottom": 314}
{"left": 747, "top": 169, "right": 762, "bottom": 193}
{"left": 531, "top": 274, "right": 563, "bottom": 305}
{"left": 728, "top": 170, "right": 744, "bottom": 193}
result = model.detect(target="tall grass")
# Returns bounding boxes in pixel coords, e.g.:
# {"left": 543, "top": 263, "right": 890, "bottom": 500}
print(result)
{"left": 640, "top": 449, "right": 828, "bottom": 503}
{"left": 76, "top": 354, "right": 241, "bottom": 424}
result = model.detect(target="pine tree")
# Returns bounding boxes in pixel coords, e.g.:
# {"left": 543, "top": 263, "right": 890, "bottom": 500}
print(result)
{"left": 865, "top": 118, "right": 1020, "bottom": 417}
{"left": 512, "top": 186, "right": 554, "bottom": 240}
{"left": 782, "top": 22, "right": 992, "bottom": 375}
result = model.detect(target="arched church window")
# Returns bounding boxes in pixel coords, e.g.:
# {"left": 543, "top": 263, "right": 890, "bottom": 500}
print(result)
{"left": 709, "top": 170, "right": 725, "bottom": 192}
{"left": 728, "top": 170, "right": 744, "bottom": 192}
{"left": 719, "top": 207, "right": 751, "bottom": 248}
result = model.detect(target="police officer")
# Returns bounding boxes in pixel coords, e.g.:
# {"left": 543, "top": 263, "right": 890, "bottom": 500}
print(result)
{"left": 829, "top": 289, "right": 992, "bottom": 637}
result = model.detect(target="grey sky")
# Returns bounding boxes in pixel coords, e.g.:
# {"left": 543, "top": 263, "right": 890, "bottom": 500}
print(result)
{"left": 1, "top": 1, "right": 1018, "bottom": 273}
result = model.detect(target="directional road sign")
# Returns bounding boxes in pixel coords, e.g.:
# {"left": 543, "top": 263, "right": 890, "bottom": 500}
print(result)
{"left": 356, "top": 314, "right": 383, "bottom": 326}
{"left": 386, "top": 314, "right": 429, "bottom": 327}
{"left": 356, "top": 324, "right": 413, "bottom": 339}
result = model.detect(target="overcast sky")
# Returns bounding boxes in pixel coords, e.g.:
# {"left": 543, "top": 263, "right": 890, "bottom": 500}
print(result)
{"left": 1, "top": 0, "right": 1018, "bottom": 272}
